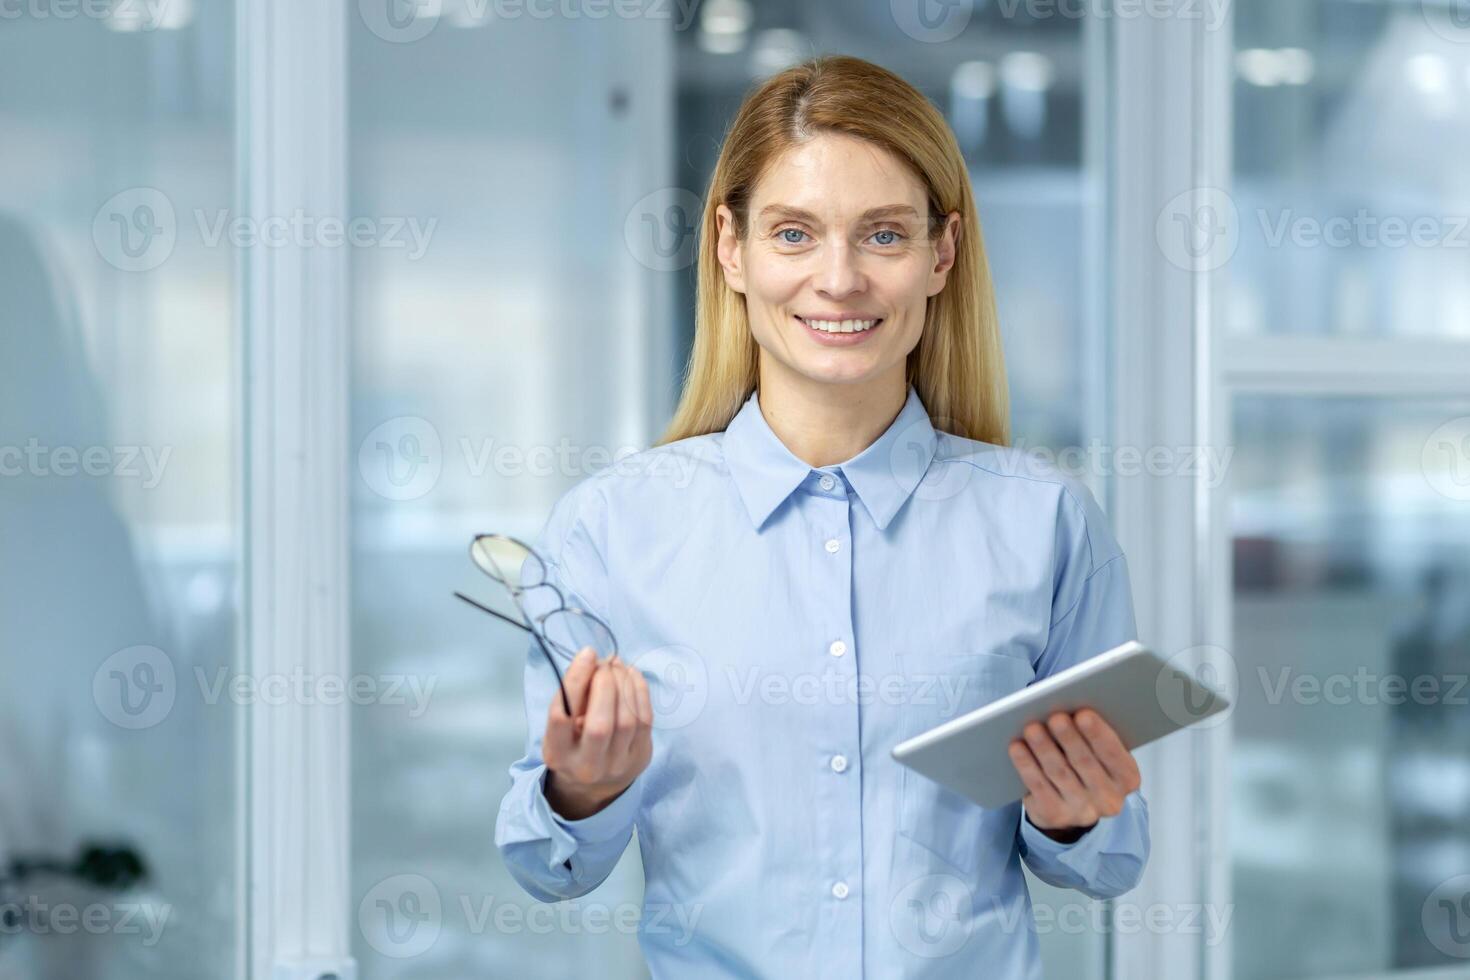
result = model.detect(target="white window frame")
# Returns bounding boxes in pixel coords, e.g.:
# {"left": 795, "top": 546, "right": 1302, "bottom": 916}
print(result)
{"left": 240, "top": 1, "right": 354, "bottom": 978}
{"left": 1106, "top": 2, "right": 1224, "bottom": 977}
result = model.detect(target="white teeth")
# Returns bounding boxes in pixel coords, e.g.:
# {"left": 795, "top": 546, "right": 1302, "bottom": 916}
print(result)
{"left": 800, "top": 316, "right": 880, "bottom": 334}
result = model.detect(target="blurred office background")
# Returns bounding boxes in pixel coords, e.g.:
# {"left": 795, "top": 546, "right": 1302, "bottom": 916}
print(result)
{"left": 0, "top": 0, "right": 1468, "bottom": 978}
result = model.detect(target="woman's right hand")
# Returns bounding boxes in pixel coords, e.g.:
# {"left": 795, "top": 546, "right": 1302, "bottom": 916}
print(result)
{"left": 542, "top": 646, "right": 654, "bottom": 820}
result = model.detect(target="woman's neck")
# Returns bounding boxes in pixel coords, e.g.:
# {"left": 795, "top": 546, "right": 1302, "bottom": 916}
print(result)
{"left": 754, "top": 363, "right": 909, "bottom": 469}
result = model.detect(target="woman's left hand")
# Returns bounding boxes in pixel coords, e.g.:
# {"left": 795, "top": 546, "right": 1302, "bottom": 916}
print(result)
{"left": 1007, "top": 708, "right": 1142, "bottom": 843}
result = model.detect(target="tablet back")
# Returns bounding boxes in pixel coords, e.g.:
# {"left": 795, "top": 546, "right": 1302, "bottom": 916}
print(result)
{"left": 890, "top": 641, "right": 1230, "bottom": 808}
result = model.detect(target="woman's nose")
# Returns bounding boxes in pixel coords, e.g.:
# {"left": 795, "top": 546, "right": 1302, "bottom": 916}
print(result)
{"left": 813, "top": 243, "right": 864, "bottom": 298}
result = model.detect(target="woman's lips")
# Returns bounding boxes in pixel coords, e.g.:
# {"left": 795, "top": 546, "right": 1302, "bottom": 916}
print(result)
{"left": 795, "top": 314, "right": 885, "bottom": 347}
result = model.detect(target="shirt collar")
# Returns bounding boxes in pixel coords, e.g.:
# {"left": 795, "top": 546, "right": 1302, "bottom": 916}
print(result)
{"left": 722, "top": 384, "right": 938, "bottom": 532}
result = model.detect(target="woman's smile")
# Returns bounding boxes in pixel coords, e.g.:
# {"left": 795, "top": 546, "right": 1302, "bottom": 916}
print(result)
{"left": 794, "top": 312, "right": 887, "bottom": 347}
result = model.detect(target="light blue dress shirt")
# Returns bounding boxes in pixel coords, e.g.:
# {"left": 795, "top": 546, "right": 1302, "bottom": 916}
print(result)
{"left": 496, "top": 384, "right": 1150, "bottom": 978}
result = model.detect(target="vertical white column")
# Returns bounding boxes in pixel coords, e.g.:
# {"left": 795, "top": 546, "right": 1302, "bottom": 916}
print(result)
{"left": 239, "top": 1, "right": 353, "bottom": 978}
{"left": 1107, "top": 2, "right": 1230, "bottom": 979}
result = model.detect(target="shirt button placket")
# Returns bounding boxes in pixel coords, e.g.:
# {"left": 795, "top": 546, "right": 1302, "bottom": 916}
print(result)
{"left": 814, "top": 478, "right": 860, "bottom": 954}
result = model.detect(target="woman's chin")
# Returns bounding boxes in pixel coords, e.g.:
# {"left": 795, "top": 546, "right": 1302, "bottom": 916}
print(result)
{"left": 792, "top": 357, "right": 895, "bottom": 389}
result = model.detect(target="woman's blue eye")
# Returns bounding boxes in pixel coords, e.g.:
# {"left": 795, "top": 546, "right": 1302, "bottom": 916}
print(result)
{"left": 779, "top": 228, "right": 807, "bottom": 244}
{"left": 870, "top": 229, "right": 901, "bottom": 246}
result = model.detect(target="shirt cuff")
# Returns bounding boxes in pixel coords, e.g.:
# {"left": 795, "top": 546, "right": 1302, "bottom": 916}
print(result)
{"left": 535, "top": 765, "right": 643, "bottom": 846}
{"left": 1020, "top": 805, "right": 1112, "bottom": 866}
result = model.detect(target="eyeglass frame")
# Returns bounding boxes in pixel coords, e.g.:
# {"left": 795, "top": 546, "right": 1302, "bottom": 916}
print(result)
{"left": 453, "top": 533, "right": 618, "bottom": 717}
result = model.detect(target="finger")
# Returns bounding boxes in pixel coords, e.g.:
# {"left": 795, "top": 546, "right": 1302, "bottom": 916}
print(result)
{"left": 580, "top": 663, "right": 620, "bottom": 767}
{"left": 608, "top": 663, "right": 640, "bottom": 760}
{"left": 545, "top": 646, "right": 596, "bottom": 754}
{"left": 630, "top": 664, "right": 653, "bottom": 727}
{"left": 560, "top": 646, "right": 599, "bottom": 719}
{"left": 1008, "top": 740, "right": 1064, "bottom": 814}
{"left": 542, "top": 700, "right": 576, "bottom": 766}
{"left": 1023, "top": 721, "right": 1091, "bottom": 811}
{"left": 1048, "top": 713, "right": 1124, "bottom": 813}
{"left": 1075, "top": 709, "right": 1142, "bottom": 793}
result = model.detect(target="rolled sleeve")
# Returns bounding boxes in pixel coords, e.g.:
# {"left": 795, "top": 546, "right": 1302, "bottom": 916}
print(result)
{"left": 1019, "top": 792, "right": 1150, "bottom": 899}
{"left": 541, "top": 766, "right": 645, "bottom": 845}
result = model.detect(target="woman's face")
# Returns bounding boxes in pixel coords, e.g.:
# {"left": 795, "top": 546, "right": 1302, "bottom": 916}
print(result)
{"left": 716, "top": 132, "right": 959, "bottom": 393}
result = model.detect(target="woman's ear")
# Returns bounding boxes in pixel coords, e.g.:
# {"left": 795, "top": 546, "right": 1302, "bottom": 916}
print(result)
{"left": 926, "top": 211, "right": 961, "bottom": 297}
{"left": 715, "top": 204, "right": 746, "bottom": 294}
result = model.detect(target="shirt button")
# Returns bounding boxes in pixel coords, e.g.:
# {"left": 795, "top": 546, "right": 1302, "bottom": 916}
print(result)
{"left": 828, "top": 640, "right": 847, "bottom": 658}
{"left": 824, "top": 538, "right": 841, "bottom": 554}
{"left": 819, "top": 475, "right": 835, "bottom": 491}
{"left": 830, "top": 754, "right": 848, "bottom": 773}
{"left": 831, "top": 881, "right": 850, "bottom": 899}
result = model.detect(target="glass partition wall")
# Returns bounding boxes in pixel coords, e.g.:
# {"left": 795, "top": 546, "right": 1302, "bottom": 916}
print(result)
{"left": 0, "top": 5, "right": 241, "bottom": 978}
{"left": 1217, "top": 3, "right": 1470, "bottom": 978}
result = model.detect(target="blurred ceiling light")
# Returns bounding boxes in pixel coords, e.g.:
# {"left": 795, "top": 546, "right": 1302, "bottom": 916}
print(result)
{"left": 1236, "top": 48, "right": 1280, "bottom": 86}
{"left": 999, "top": 52, "right": 1052, "bottom": 141}
{"left": 999, "top": 51, "right": 1054, "bottom": 93}
{"left": 1276, "top": 47, "right": 1315, "bottom": 86}
{"left": 1405, "top": 52, "right": 1456, "bottom": 118}
{"left": 952, "top": 60, "right": 997, "bottom": 100}
{"left": 1406, "top": 52, "right": 1451, "bottom": 94}
{"left": 106, "top": 0, "right": 193, "bottom": 31}
{"left": 749, "top": 29, "right": 806, "bottom": 79}
{"left": 699, "top": 0, "right": 752, "bottom": 55}
{"left": 1235, "top": 47, "right": 1316, "bottom": 87}
{"left": 950, "top": 61, "right": 995, "bottom": 153}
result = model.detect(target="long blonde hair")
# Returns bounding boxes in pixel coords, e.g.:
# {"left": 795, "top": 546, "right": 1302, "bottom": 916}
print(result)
{"left": 656, "top": 55, "right": 1010, "bottom": 447}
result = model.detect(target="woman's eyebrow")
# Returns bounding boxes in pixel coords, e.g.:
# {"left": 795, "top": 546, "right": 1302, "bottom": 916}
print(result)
{"left": 756, "top": 204, "right": 922, "bottom": 224}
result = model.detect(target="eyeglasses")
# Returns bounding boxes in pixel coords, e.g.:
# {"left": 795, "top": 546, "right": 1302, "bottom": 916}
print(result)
{"left": 453, "top": 533, "right": 618, "bottom": 717}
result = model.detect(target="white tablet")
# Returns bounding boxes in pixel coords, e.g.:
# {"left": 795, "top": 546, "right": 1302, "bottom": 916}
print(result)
{"left": 890, "top": 641, "right": 1229, "bottom": 809}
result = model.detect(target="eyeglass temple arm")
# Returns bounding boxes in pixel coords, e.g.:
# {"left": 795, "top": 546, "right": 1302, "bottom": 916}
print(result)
{"left": 453, "top": 591, "right": 531, "bottom": 632}
{"left": 453, "top": 591, "right": 574, "bottom": 716}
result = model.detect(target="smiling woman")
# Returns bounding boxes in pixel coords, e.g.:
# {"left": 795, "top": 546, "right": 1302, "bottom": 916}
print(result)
{"left": 495, "top": 54, "right": 1150, "bottom": 979}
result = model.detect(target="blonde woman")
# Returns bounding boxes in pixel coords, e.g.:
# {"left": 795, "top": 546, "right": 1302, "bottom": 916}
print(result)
{"left": 496, "top": 55, "right": 1147, "bottom": 977}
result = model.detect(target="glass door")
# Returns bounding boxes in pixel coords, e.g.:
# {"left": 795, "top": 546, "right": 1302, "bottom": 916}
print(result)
{"left": 0, "top": 4, "right": 242, "bottom": 978}
{"left": 346, "top": 7, "right": 671, "bottom": 977}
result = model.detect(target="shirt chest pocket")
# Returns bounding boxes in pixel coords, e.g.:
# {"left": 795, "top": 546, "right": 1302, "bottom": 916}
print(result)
{"left": 893, "top": 650, "right": 1035, "bottom": 874}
